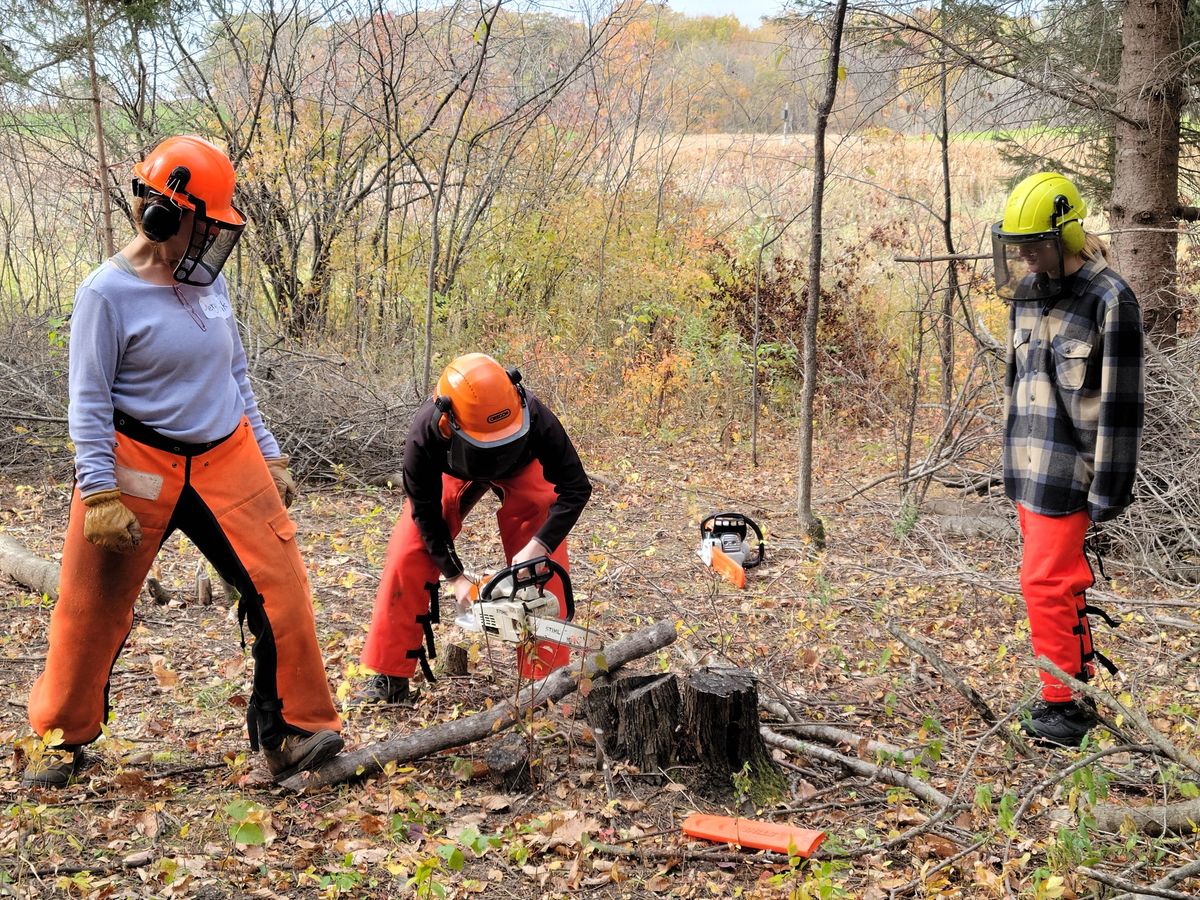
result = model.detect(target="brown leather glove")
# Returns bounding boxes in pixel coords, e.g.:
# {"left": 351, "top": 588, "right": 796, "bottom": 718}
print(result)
{"left": 82, "top": 489, "right": 143, "bottom": 554}
{"left": 266, "top": 456, "right": 297, "bottom": 508}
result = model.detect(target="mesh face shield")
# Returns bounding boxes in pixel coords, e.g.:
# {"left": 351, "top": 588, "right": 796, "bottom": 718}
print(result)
{"left": 445, "top": 408, "right": 532, "bottom": 481}
{"left": 172, "top": 200, "right": 246, "bottom": 287}
{"left": 991, "top": 223, "right": 1065, "bottom": 301}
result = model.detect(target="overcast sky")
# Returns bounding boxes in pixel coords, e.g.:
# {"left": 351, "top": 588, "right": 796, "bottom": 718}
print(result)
{"left": 664, "top": 0, "right": 786, "bottom": 25}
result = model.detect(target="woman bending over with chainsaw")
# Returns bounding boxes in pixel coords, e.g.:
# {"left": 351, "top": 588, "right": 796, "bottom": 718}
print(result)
{"left": 23, "top": 136, "right": 342, "bottom": 788}
{"left": 991, "top": 172, "right": 1143, "bottom": 748}
{"left": 358, "top": 353, "right": 592, "bottom": 703}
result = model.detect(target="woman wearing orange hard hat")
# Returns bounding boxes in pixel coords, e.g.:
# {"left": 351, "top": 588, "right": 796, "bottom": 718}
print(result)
{"left": 23, "top": 135, "right": 342, "bottom": 787}
{"left": 359, "top": 353, "right": 592, "bottom": 702}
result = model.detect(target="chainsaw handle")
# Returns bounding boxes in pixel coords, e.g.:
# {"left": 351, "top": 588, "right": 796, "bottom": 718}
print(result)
{"left": 480, "top": 555, "right": 575, "bottom": 620}
{"left": 699, "top": 512, "right": 766, "bottom": 569}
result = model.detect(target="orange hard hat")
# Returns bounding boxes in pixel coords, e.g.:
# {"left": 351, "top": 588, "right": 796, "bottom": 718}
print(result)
{"left": 132, "top": 135, "right": 245, "bottom": 227}
{"left": 435, "top": 353, "right": 528, "bottom": 446}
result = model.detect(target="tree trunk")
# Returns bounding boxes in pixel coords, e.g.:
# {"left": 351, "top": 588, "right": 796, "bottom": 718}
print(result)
{"left": 796, "top": 0, "right": 848, "bottom": 547}
{"left": 1109, "top": 0, "right": 1185, "bottom": 339}
{"left": 83, "top": 0, "right": 114, "bottom": 258}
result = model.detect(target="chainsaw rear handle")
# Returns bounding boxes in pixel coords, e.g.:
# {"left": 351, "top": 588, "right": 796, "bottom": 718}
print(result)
{"left": 480, "top": 555, "right": 575, "bottom": 620}
{"left": 699, "top": 512, "right": 766, "bottom": 568}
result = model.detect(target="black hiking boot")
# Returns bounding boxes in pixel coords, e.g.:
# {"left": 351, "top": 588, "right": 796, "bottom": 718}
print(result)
{"left": 262, "top": 729, "right": 344, "bottom": 782}
{"left": 354, "top": 674, "right": 413, "bottom": 706}
{"left": 22, "top": 748, "right": 88, "bottom": 789}
{"left": 1021, "top": 699, "right": 1097, "bottom": 748}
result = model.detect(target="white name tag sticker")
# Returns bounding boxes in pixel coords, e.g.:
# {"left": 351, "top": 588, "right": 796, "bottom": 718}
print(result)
{"left": 198, "top": 293, "right": 232, "bottom": 320}
{"left": 116, "top": 465, "right": 164, "bottom": 501}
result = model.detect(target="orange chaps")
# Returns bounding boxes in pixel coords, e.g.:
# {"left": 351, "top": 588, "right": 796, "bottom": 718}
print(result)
{"left": 28, "top": 416, "right": 340, "bottom": 750}
{"left": 1018, "top": 505, "right": 1116, "bottom": 702}
{"left": 362, "top": 460, "right": 571, "bottom": 681}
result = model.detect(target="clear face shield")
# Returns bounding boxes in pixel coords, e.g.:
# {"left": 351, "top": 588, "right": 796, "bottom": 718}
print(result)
{"left": 991, "top": 223, "right": 1065, "bottom": 301}
{"left": 173, "top": 199, "right": 246, "bottom": 287}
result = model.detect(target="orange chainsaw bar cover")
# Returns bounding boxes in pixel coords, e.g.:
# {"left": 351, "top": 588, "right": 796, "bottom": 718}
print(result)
{"left": 682, "top": 814, "right": 825, "bottom": 857}
{"left": 709, "top": 546, "right": 746, "bottom": 589}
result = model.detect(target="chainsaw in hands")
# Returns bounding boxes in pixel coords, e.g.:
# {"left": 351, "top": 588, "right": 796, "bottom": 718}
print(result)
{"left": 456, "top": 556, "right": 602, "bottom": 653}
{"left": 697, "top": 512, "right": 765, "bottom": 589}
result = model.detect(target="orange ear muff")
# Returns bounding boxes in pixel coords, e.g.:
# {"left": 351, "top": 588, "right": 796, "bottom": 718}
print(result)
{"left": 434, "top": 395, "right": 454, "bottom": 440}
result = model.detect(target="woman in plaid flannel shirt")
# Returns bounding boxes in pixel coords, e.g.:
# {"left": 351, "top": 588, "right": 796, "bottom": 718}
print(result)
{"left": 991, "top": 172, "right": 1144, "bottom": 747}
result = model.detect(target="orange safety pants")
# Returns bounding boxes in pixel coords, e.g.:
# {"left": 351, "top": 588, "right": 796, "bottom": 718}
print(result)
{"left": 28, "top": 415, "right": 340, "bottom": 750}
{"left": 362, "top": 459, "right": 571, "bottom": 681}
{"left": 1018, "top": 504, "right": 1108, "bottom": 702}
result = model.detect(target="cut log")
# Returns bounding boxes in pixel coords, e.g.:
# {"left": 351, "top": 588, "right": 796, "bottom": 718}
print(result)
{"left": 280, "top": 618, "right": 678, "bottom": 791}
{"left": 0, "top": 534, "right": 60, "bottom": 599}
{"left": 485, "top": 732, "right": 532, "bottom": 791}
{"left": 443, "top": 643, "right": 469, "bottom": 677}
{"left": 677, "top": 668, "right": 783, "bottom": 800}
{"left": 584, "top": 673, "right": 679, "bottom": 774}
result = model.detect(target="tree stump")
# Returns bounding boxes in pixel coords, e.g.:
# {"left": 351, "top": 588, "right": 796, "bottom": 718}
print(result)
{"left": 677, "top": 668, "right": 783, "bottom": 801}
{"left": 485, "top": 732, "right": 532, "bottom": 792}
{"left": 443, "top": 644, "right": 469, "bottom": 677}
{"left": 583, "top": 673, "right": 679, "bottom": 775}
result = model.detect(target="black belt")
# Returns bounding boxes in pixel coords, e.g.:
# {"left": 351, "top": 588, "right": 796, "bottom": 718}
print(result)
{"left": 114, "top": 409, "right": 238, "bottom": 456}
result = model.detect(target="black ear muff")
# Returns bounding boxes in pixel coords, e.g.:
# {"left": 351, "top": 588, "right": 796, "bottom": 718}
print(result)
{"left": 434, "top": 395, "right": 454, "bottom": 440}
{"left": 506, "top": 367, "right": 527, "bottom": 406}
{"left": 138, "top": 166, "right": 191, "bottom": 243}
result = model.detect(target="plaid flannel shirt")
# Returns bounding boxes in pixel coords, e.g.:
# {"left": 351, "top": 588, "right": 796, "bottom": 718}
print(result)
{"left": 1003, "top": 256, "right": 1144, "bottom": 522}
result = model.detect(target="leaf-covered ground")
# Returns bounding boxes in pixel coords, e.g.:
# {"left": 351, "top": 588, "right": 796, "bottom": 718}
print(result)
{"left": 1, "top": 425, "right": 1198, "bottom": 898}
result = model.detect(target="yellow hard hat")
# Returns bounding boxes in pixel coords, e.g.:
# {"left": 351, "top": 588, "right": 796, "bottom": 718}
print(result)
{"left": 997, "top": 172, "right": 1086, "bottom": 252}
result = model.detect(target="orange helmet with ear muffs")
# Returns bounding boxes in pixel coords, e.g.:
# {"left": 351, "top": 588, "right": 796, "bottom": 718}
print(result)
{"left": 435, "top": 353, "right": 527, "bottom": 443}
{"left": 435, "top": 354, "right": 532, "bottom": 480}
{"left": 131, "top": 135, "right": 247, "bottom": 286}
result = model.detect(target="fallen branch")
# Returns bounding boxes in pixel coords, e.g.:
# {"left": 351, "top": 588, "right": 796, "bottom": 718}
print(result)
{"left": 1011, "top": 744, "right": 1161, "bottom": 832}
{"left": 760, "top": 726, "right": 952, "bottom": 809}
{"left": 759, "top": 697, "right": 915, "bottom": 761}
{"left": 1091, "top": 798, "right": 1200, "bottom": 837}
{"left": 890, "top": 623, "right": 1034, "bottom": 758}
{"left": 1109, "top": 857, "right": 1200, "bottom": 900}
{"left": 0, "top": 535, "right": 59, "bottom": 599}
{"left": 1036, "top": 658, "right": 1200, "bottom": 776}
{"left": 1079, "top": 865, "right": 1196, "bottom": 900}
{"left": 281, "top": 619, "right": 678, "bottom": 791}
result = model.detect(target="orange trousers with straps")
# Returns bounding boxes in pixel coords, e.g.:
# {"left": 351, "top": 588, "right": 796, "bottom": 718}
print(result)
{"left": 361, "top": 460, "right": 571, "bottom": 681}
{"left": 28, "top": 417, "right": 341, "bottom": 750}
{"left": 1017, "top": 505, "right": 1097, "bottom": 703}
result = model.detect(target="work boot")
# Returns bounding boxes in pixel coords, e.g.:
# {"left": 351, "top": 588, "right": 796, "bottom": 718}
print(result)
{"left": 354, "top": 674, "right": 412, "bottom": 705}
{"left": 262, "top": 729, "right": 344, "bottom": 782}
{"left": 22, "top": 748, "right": 87, "bottom": 789}
{"left": 1021, "top": 699, "right": 1097, "bottom": 748}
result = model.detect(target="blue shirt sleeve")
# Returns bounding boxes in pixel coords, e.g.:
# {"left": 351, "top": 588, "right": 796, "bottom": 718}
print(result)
{"left": 68, "top": 282, "right": 122, "bottom": 497}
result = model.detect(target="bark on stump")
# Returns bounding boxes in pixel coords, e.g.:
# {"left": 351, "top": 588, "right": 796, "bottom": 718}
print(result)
{"left": 677, "top": 668, "right": 783, "bottom": 801}
{"left": 443, "top": 644, "right": 469, "bottom": 677}
{"left": 485, "top": 732, "right": 532, "bottom": 792}
{"left": 583, "top": 673, "right": 679, "bottom": 775}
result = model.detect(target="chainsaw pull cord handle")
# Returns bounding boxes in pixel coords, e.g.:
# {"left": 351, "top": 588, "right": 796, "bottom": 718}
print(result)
{"left": 479, "top": 555, "right": 575, "bottom": 620}
{"left": 699, "top": 511, "right": 766, "bottom": 569}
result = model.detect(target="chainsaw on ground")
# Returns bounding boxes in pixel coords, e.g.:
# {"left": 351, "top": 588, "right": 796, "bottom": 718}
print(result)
{"left": 697, "top": 512, "right": 765, "bottom": 589}
{"left": 456, "top": 556, "right": 602, "bottom": 653}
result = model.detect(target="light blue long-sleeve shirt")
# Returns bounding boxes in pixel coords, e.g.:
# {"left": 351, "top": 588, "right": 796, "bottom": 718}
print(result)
{"left": 68, "top": 260, "right": 280, "bottom": 497}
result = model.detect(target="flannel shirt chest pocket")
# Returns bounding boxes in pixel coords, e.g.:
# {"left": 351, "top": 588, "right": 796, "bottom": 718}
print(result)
{"left": 1051, "top": 334, "right": 1094, "bottom": 391}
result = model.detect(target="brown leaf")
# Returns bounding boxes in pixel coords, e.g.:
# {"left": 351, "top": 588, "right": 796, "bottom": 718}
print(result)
{"left": 149, "top": 655, "right": 179, "bottom": 688}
